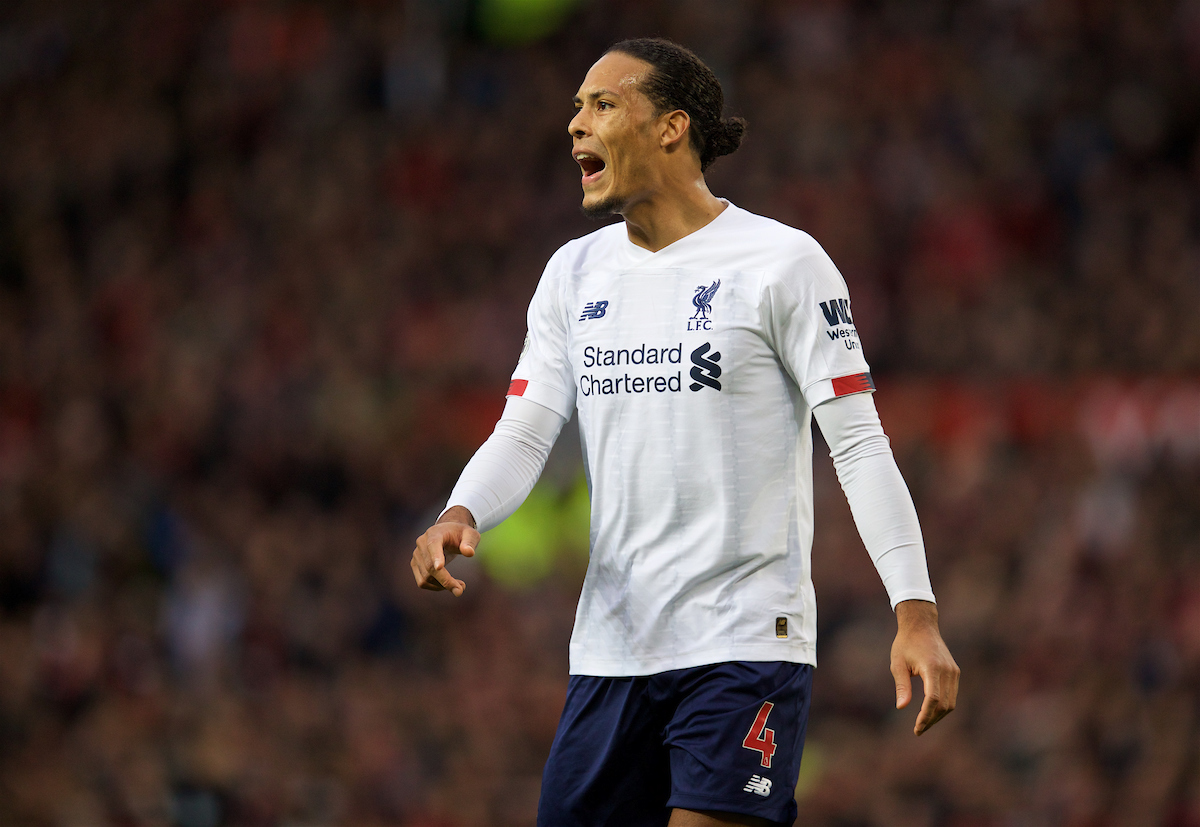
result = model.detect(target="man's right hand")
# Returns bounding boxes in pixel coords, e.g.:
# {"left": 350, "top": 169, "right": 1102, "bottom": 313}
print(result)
{"left": 411, "top": 506, "right": 479, "bottom": 597}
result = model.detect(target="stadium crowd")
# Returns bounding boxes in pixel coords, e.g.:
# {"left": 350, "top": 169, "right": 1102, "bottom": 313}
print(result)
{"left": 0, "top": 0, "right": 1198, "bottom": 824}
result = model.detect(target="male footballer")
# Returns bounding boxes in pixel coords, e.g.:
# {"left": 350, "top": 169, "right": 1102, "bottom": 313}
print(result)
{"left": 411, "top": 38, "right": 960, "bottom": 827}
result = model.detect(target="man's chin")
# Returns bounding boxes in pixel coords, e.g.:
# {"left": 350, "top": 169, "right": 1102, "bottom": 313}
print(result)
{"left": 580, "top": 192, "right": 625, "bottom": 220}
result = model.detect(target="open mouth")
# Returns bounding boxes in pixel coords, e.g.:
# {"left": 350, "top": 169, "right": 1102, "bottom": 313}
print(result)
{"left": 575, "top": 153, "right": 606, "bottom": 184}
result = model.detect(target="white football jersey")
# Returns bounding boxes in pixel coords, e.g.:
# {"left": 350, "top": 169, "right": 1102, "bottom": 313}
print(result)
{"left": 510, "top": 202, "right": 876, "bottom": 676}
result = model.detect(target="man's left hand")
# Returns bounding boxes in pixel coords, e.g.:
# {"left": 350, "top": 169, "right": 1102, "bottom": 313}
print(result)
{"left": 891, "top": 599, "right": 959, "bottom": 736}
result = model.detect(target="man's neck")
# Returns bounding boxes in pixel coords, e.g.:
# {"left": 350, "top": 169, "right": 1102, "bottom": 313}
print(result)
{"left": 621, "top": 177, "right": 727, "bottom": 253}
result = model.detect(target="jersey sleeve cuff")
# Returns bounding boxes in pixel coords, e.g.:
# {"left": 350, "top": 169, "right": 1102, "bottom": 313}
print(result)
{"left": 507, "top": 377, "right": 574, "bottom": 420}
{"left": 888, "top": 590, "right": 938, "bottom": 611}
{"left": 804, "top": 372, "right": 876, "bottom": 408}
{"left": 443, "top": 491, "right": 491, "bottom": 532}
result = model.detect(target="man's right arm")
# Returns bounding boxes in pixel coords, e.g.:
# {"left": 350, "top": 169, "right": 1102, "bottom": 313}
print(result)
{"left": 410, "top": 395, "right": 567, "bottom": 596}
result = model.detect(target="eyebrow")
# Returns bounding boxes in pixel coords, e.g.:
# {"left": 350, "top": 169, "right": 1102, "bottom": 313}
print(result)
{"left": 572, "top": 88, "right": 621, "bottom": 105}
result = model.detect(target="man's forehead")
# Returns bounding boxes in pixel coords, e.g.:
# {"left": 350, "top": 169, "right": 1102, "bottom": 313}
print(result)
{"left": 575, "top": 52, "right": 650, "bottom": 99}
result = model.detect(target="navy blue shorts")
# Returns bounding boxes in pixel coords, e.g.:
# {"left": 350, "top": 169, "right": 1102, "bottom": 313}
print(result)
{"left": 537, "top": 661, "right": 813, "bottom": 827}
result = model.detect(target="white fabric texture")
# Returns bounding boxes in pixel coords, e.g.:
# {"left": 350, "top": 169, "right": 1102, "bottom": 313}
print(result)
{"left": 445, "top": 395, "right": 566, "bottom": 533}
{"left": 811, "top": 393, "right": 936, "bottom": 608}
{"left": 448, "top": 201, "right": 936, "bottom": 676}
{"left": 447, "top": 383, "right": 934, "bottom": 611}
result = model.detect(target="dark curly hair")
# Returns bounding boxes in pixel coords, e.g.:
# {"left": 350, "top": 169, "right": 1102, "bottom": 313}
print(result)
{"left": 605, "top": 37, "right": 746, "bottom": 172}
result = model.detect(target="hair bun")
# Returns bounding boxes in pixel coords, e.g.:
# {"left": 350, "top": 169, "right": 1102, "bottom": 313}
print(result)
{"left": 705, "top": 117, "right": 746, "bottom": 165}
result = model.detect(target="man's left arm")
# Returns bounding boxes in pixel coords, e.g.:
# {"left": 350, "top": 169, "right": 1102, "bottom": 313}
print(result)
{"left": 812, "top": 392, "right": 960, "bottom": 735}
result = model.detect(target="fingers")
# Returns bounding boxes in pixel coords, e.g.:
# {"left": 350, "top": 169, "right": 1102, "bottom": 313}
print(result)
{"left": 430, "top": 546, "right": 465, "bottom": 595}
{"left": 891, "top": 656, "right": 913, "bottom": 711}
{"left": 914, "top": 691, "right": 954, "bottom": 735}
{"left": 409, "top": 553, "right": 463, "bottom": 595}
{"left": 410, "top": 527, "right": 469, "bottom": 597}
{"left": 914, "top": 691, "right": 942, "bottom": 736}
{"left": 912, "top": 659, "right": 959, "bottom": 736}
{"left": 459, "top": 526, "right": 481, "bottom": 558}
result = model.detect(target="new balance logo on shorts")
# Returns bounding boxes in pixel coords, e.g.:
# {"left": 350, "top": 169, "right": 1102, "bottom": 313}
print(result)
{"left": 743, "top": 775, "right": 772, "bottom": 797}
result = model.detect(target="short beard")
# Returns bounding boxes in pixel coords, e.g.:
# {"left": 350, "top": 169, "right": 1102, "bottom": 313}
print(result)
{"left": 580, "top": 194, "right": 627, "bottom": 220}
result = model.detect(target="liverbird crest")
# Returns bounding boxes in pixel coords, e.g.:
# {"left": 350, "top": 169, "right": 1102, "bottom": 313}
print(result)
{"left": 691, "top": 279, "right": 721, "bottom": 320}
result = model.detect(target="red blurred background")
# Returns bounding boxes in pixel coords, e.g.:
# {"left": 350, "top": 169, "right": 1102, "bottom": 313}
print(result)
{"left": 0, "top": 1, "right": 1198, "bottom": 825}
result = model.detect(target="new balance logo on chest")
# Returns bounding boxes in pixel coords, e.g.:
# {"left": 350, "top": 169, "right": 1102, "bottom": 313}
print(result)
{"left": 579, "top": 301, "right": 609, "bottom": 321}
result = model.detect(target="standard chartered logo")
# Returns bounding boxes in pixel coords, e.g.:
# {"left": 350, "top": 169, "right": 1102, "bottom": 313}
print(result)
{"left": 688, "top": 343, "right": 722, "bottom": 391}
{"left": 579, "top": 342, "right": 683, "bottom": 397}
{"left": 578, "top": 342, "right": 724, "bottom": 397}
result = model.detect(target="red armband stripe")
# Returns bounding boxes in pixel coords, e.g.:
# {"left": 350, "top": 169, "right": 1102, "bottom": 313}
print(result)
{"left": 831, "top": 372, "right": 875, "bottom": 397}
{"left": 507, "top": 379, "right": 528, "bottom": 396}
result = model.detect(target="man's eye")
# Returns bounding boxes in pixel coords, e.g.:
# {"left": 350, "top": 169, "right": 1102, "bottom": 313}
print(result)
{"left": 597, "top": 101, "right": 612, "bottom": 110}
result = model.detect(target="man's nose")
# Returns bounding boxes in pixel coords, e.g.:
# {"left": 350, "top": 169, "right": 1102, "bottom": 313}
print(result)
{"left": 568, "top": 110, "right": 588, "bottom": 138}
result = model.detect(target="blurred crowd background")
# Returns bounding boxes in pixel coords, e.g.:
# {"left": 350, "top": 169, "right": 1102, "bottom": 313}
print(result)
{"left": 0, "top": 0, "right": 1198, "bottom": 825}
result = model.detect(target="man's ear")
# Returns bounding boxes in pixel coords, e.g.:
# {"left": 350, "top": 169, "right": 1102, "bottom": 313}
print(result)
{"left": 659, "top": 109, "right": 691, "bottom": 151}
